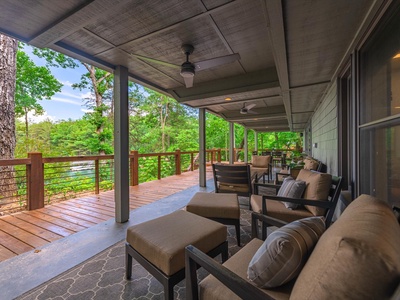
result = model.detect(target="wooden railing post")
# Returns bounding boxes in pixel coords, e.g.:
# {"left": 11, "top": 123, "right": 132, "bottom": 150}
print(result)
{"left": 211, "top": 148, "right": 215, "bottom": 164}
{"left": 130, "top": 150, "right": 139, "bottom": 186}
{"left": 95, "top": 159, "right": 99, "bottom": 194}
{"left": 27, "top": 152, "right": 44, "bottom": 210}
{"left": 157, "top": 155, "right": 161, "bottom": 179}
{"left": 190, "top": 153, "right": 194, "bottom": 171}
{"left": 233, "top": 148, "right": 237, "bottom": 162}
{"left": 217, "top": 148, "right": 222, "bottom": 162}
{"left": 175, "top": 149, "right": 181, "bottom": 175}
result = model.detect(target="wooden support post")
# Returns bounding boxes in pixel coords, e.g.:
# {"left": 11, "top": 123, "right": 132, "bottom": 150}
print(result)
{"left": 190, "top": 153, "right": 194, "bottom": 171}
{"left": 158, "top": 156, "right": 161, "bottom": 179}
{"left": 27, "top": 152, "right": 44, "bottom": 210}
{"left": 95, "top": 159, "right": 99, "bottom": 194}
{"left": 175, "top": 149, "right": 181, "bottom": 175}
{"left": 217, "top": 149, "right": 221, "bottom": 162}
{"left": 131, "top": 150, "right": 139, "bottom": 186}
{"left": 129, "top": 151, "right": 134, "bottom": 186}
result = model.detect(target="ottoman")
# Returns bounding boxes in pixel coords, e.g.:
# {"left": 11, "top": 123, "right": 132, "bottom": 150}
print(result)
{"left": 186, "top": 192, "right": 241, "bottom": 246}
{"left": 126, "top": 210, "right": 228, "bottom": 300}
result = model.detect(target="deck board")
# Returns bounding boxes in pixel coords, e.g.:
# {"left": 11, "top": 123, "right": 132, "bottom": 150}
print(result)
{"left": 0, "top": 167, "right": 213, "bottom": 262}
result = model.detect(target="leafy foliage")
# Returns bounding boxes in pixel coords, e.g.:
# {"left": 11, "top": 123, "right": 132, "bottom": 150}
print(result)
{"left": 15, "top": 50, "right": 62, "bottom": 136}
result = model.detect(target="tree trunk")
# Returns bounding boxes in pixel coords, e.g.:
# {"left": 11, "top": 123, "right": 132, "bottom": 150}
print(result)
{"left": 0, "top": 34, "right": 18, "bottom": 199}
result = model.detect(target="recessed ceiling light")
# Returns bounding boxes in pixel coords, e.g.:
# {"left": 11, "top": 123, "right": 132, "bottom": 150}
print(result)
{"left": 225, "top": 97, "right": 232, "bottom": 101}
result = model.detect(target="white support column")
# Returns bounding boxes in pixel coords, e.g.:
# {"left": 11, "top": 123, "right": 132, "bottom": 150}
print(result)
{"left": 199, "top": 108, "right": 206, "bottom": 187}
{"left": 244, "top": 128, "right": 248, "bottom": 163}
{"left": 229, "top": 122, "right": 235, "bottom": 164}
{"left": 114, "top": 66, "right": 129, "bottom": 223}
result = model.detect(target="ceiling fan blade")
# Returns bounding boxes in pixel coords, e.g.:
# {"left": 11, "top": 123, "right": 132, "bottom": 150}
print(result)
{"left": 245, "top": 103, "right": 256, "bottom": 110}
{"left": 131, "top": 53, "right": 180, "bottom": 69}
{"left": 194, "top": 53, "right": 240, "bottom": 71}
{"left": 183, "top": 76, "right": 194, "bottom": 88}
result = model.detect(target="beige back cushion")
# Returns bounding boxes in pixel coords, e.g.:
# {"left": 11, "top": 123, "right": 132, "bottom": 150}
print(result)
{"left": 303, "top": 158, "right": 319, "bottom": 170}
{"left": 251, "top": 155, "right": 270, "bottom": 167}
{"left": 296, "top": 169, "right": 332, "bottom": 216}
{"left": 291, "top": 194, "right": 400, "bottom": 299}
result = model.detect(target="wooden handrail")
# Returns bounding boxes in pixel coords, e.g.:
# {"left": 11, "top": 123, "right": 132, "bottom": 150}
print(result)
{"left": 0, "top": 149, "right": 225, "bottom": 212}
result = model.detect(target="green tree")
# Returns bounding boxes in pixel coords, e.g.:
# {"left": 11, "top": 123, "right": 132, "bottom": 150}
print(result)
{"left": 0, "top": 34, "right": 18, "bottom": 197}
{"left": 72, "top": 64, "right": 113, "bottom": 154}
{"left": 15, "top": 49, "right": 62, "bottom": 138}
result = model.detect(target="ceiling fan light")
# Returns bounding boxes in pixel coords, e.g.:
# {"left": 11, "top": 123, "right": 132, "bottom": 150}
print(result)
{"left": 180, "top": 69, "right": 195, "bottom": 77}
{"left": 180, "top": 61, "right": 195, "bottom": 77}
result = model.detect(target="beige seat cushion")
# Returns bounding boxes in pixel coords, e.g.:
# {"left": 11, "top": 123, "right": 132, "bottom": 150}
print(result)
{"left": 303, "top": 157, "right": 319, "bottom": 170}
{"left": 250, "top": 166, "right": 268, "bottom": 180}
{"left": 291, "top": 194, "right": 400, "bottom": 299}
{"left": 186, "top": 192, "right": 240, "bottom": 219}
{"left": 296, "top": 169, "right": 332, "bottom": 216}
{"left": 251, "top": 155, "right": 271, "bottom": 167}
{"left": 250, "top": 195, "right": 313, "bottom": 223}
{"left": 218, "top": 183, "right": 249, "bottom": 193}
{"left": 199, "top": 238, "right": 293, "bottom": 300}
{"left": 126, "top": 210, "right": 226, "bottom": 276}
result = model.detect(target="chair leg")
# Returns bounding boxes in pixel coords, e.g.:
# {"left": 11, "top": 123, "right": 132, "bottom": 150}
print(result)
{"left": 125, "top": 244, "right": 132, "bottom": 279}
{"left": 164, "top": 282, "right": 174, "bottom": 300}
{"left": 235, "top": 220, "right": 241, "bottom": 247}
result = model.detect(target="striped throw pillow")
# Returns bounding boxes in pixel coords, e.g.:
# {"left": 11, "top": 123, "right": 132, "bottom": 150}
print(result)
{"left": 277, "top": 176, "right": 306, "bottom": 209}
{"left": 247, "top": 216, "right": 325, "bottom": 288}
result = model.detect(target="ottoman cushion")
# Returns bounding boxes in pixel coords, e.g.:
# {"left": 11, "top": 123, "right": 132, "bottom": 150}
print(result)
{"left": 126, "top": 210, "right": 227, "bottom": 276}
{"left": 186, "top": 192, "right": 240, "bottom": 219}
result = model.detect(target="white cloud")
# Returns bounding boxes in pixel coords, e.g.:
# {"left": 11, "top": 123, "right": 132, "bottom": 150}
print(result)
{"left": 81, "top": 108, "right": 94, "bottom": 114}
{"left": 51, "top": 96, "right": 82, "bottom": 106}
{"left": 18, "top": 111, "right": 57, "bottom": 123}
{"left": 60, "top": 80, "right": 73, "bottom": 87}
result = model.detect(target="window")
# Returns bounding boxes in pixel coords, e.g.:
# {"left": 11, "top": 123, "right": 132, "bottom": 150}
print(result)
{"left": 359, "top": 2, "right": 400, "bottom": 207}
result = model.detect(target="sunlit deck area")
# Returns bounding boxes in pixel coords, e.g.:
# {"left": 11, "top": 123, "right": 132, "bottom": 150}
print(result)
{"left": 0, "top": 166, "right": 214, "bottom": 263}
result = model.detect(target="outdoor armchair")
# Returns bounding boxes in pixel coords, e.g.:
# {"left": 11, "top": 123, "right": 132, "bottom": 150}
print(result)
{"left": 249, "top": 155, "right": 272, "bottom": 183}
{"left": 251, "top": 169, "right": 342, "bottom": 239}
{"left": 185, "top": 195, "right": 400, "bottom": 300}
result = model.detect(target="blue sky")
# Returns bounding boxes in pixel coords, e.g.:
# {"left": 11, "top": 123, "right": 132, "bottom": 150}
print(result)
{"left": 24, "top": 45, "right": 92, "bottom": 123}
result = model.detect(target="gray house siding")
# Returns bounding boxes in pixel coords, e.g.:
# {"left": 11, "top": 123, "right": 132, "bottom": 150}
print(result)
{"left": 310, "top": 82, "right": 339, "bottom": 175}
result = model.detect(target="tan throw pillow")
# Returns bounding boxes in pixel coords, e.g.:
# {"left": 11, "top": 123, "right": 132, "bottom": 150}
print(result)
{"left": 296, "top": 169, "right": 332, "bottom": 216}
{"left": 247, "top": 216, "right": 325, "bottom": 288}
{"left": 251, "top": 155, "right": 270, "bottom": 167}
{"left": 277, "top": 176, "right": 306, "bottom": 209}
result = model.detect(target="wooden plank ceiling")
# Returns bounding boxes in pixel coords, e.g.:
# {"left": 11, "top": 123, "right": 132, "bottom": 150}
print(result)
{"left": 0, "top": 0, "right": 375, "bottom": 132}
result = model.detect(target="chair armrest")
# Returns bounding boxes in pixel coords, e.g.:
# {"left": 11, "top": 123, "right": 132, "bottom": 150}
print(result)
{"left": 262, "top": 195, "right": 334, "bottom": 209}
{"left": 185, "top": 245, "right": 273, "bottom": 300}
{"left": 253, "top": 182, "right": 281, "bottom": 195}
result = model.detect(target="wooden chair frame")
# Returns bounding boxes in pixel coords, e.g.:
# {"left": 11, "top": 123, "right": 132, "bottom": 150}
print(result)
{"left": 126, "top": 240, "right": 228, "bottom": 300}
{"left": 254, "top": 175, "right": 343, "bottom": 239}
{"left": 185, "top": 212, "right": 279, "bottom": 300}
{"left": 213, "top": 163, "right": 252, "bottom": 197}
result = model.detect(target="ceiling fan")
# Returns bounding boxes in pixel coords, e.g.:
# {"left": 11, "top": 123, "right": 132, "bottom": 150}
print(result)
{"left": 131, "top": 44, "right": 240, "bottom": 88}
{"left": 240, "top": 103, "right": 257, "bottom": 115}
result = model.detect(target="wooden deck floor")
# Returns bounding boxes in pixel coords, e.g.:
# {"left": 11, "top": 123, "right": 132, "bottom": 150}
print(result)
{"left": 0, "top": 167, "right": 214, "bottom": 263}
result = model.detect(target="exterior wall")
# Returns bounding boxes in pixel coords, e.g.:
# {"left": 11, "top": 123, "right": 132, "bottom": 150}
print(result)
{"left": 311, "top": 82, "right": 338, "bottom": 175}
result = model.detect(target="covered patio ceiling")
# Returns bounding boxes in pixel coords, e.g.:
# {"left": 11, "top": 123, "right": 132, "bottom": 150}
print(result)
{"left": 0, "top": 0, "right": 374, "bottom": 132}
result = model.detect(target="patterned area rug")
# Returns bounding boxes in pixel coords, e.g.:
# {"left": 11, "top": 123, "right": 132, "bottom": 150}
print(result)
{"left": 17, "top": 199, "right": 254, "bottom": 300}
